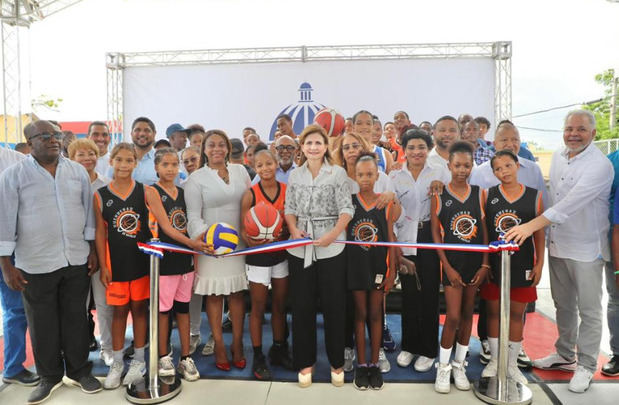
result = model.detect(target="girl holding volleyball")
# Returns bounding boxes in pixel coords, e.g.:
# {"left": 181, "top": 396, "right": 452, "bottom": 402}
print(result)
{"left": 94, "top": 143, "right": 207, "bottom": 389}
{"left": 240, "top": 149, "right": 293, "bottom": 380}
{"left": 480, "top": 150, "right": 544, "bottom": 385}
{"left": 430, "top": 141, "right": 489, "bottom": 394}
{"left": 184, "top": 130, "right": 251, "bottom": 371}
{"left": 347, "top": 152, "right": 400, "bottom": 390}
{"left": 152, "top": 147, "right": 205, "bottom": 381}
{"left": 285, "top": 124, "right": 354, "bottom": 388}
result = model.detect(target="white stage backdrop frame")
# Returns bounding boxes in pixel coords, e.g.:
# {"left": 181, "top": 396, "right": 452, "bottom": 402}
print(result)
{"left": 106, "top": 42, "right": 512, "bottom": 142}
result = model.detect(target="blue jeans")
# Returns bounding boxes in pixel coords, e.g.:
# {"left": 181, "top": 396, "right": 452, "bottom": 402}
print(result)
{"left": 0, "top": 257, "right": 28, "bottom": 378}
{"left": 606, "top": 261, "right": 619, "bottom": 356}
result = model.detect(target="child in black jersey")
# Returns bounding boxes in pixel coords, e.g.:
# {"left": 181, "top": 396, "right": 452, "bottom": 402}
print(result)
{"left": 240, "top": 149, "right": 293, "bottom": 380}
{"left": 480, "top": 150, "right": 544, "bottom": 385}
{"left": 152, "top": 148, "right": 203, "bottom": 381}
{"left": 431, "top": 141, "right": 489, "bottom": 394}
{"left": 347, "top": 152, "right": 400, "bottom": 390}
{"left": 94, "top": 143, "right": 208, "bottom": 389}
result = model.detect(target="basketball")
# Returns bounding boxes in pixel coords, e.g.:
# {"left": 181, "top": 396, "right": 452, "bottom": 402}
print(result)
{"left": 243, "top": 202, "right": 283, "bottom": 240}
{"left": 204, "top": 222, "right": 239, "bottom": 254}
{"left": 313, "top": 108, "right": 345, "bottom": 137}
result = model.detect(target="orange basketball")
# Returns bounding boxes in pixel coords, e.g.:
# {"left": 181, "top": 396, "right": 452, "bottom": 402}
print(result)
{"left": 243, "top": 202, "right": 284, "bottom": 240}
{"left": 314, "top": 108, "right": 345, "bottom": 137}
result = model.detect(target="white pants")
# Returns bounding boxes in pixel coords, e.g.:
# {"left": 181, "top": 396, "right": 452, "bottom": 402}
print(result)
{"left": 90, "top": 269, "right": 113, "bottom": 351}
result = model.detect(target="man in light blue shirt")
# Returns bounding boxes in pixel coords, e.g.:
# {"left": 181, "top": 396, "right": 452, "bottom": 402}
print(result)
{"left": 469, "top": 121, "right": 549, "bottom": 209}
{"left": 252, "top": 135, "right": 297, "bottom": 185}
{"left": 0, "top": 120, "right": 102, "bottom": 403}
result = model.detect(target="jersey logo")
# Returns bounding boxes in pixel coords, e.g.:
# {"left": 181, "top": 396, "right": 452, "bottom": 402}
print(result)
{"left": 169, "top": 208, "right": 187, "bottom": 232}
{"left": 162, "top": 195, "right": 168, "bottom": 203}
{"left": 352, "top": 219, "right": 379, "bottom": 251}
{"left": 491, "top": 197, "right": 499, "bottom": 205}
{"left": 494, "top": 212, "right": 521, "bottom": 233}
{"left": 106, "top": 199, "right": 114, "bottom": 207}
{"left": 450, "top": 212, "right": 478, "bottom": 241}
{"left": 113, "top": 208, "right": 141, "bottom": 238}
{"left": 445, "top": 200, "right": 453, "bottom": 207}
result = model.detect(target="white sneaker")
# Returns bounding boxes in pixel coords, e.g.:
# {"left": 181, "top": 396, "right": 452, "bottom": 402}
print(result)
{"left": 434, "top": 362, "right": 452, "bottom": 394}
{"left": 414, "top": 355, "right": 435, "bottom": 372}
{"left": 568, "top": 366, "right": 593, "bottom": 393}
{"left": 103, "top": 361, "right": 124, "bottom": 390}
{"left": 100, "top": 350, "right": 114, "bottom": 367}
{"left": 480, "top": 340, "right": 491, "bottom": 365}
{"left": 178, "top": 358, "right": 200, "bottom": 381}
{"left": 397, "top": 351, "right": 414, "bottom": 367}
{"left": 122, "top": 360, "right": 145, "bottom": 386}
{"left": 378, "top": 348, "right": 391, "bottom": 373}
{"left": 508, "top": 363, "right": 528, "bottom": 385}
{"left": 481, "top": 358, "right": 498, "bottom": 378}
{"left": 189, "top": 334, "right": 201, "bottom": 355}
{"left": 451, "top": 361, "right": 470, "bottom": 391}
{"left": 344, "top": 347, "right": 355, "bottom": 373}
{"left": 532, "top": 352, "right": 576, "bottom": 371}
{"left": 201, "top": 334, "right": 215, "bottom": 356}
{"left": 158, "top": 355, "right": 175, "bottom": 377}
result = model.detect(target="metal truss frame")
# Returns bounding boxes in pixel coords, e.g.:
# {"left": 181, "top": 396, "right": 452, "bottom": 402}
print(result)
{"left": 1, "top": 0, "right": 83, "bottom": 145}
{"left": 106, "top": 42, "right": 513, "bottom": 137}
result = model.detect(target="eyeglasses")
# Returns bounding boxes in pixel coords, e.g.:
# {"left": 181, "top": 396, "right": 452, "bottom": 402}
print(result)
{"left": 341, "top": 143, "right": 362, "bottom": 151}
{"left": 275, "top": 145, "right": 296, "bottom": 152}
{"left": 182, "top": 157, "right": 199, "bottom": 165}
{"left": 30, "top": 131, "right": 63, "bottom": 142}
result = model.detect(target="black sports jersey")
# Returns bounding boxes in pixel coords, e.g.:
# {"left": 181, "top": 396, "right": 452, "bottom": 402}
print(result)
{"left": 346, "top": 194, "right": 390, "bottom": 290}
{"left": 152, "top": 184, "right": 193, "bottom": 276}
{"left": 97, "top": 181, "right": 151, "bottom": 282}
{"left": 485, "top": 185, "right": 541, "bottom": 288}
{"left": 436, "top": 185, "right": 484, "bottom": 279}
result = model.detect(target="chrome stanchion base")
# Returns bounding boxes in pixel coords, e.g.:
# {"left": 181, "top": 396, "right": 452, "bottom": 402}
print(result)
{"left": 125, "top": 374, "right": 182, "bottom": 404}
{"left": 474, "top": 377, "right": 532, "bottom": 405}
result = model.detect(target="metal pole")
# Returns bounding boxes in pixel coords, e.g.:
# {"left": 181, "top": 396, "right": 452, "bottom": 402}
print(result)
{"left": 126, "top": 238, "right": 182, "bottom": 404}
{"left": 474, "top": 250, "right": 532, "bottom": 405}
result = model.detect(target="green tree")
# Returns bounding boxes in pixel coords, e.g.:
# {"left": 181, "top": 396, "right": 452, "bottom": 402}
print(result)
{"left": 583, "top": 69, "right": 619, "bottom": 140}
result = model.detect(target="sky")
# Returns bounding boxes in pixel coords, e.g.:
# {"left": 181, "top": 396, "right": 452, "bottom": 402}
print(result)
{"left": 19, "top": 0, "right": 619, "bottom": 149}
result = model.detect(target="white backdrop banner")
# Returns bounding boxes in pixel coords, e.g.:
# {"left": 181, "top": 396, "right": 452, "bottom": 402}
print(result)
{"left": 123, "top": 57, "right": 495, "bottom": 142}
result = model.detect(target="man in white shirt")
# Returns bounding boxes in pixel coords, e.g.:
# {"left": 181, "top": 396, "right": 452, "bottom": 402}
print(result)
{"left": 0, "top": 147, "right": 40, "bottom": 387}
{"left": 427, "top": 115, "right": 460, "bottom": 171}
{"left": 88, "top": 121, "right": 111, "bottom": 176}
{"left": 505, "top": 110, "right": 612, "bottom": 393}
{"left": 252, "top": 135, "right": 297, "bottom": 185}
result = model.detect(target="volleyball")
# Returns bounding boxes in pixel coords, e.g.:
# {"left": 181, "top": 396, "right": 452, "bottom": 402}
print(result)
{"left": 204, "top": 222, "right": 239, "bottom": 254}
{"left": 313, "top": 108, "right": 345, "bottom": 137}
{"left": 243, "top": 202, "right": 283, "bottom": 241}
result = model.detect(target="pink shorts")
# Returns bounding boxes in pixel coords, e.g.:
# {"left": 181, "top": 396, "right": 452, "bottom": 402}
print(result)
{"left": 159, "top": 272, "right": 195, "bottom": 312}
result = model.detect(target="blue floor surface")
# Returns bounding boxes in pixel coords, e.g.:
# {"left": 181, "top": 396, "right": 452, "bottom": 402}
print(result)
{"left": 90, "top": 313, "right": 533, "bottom": 383}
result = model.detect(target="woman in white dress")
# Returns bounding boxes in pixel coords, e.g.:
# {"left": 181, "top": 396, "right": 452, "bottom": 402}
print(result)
{"left": 185, "top": 129, "right": 250, "bottom": 371}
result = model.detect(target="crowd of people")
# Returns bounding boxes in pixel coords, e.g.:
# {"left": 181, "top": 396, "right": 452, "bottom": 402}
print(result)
{"left": 0, "top": 109, "right": 618, "bottom": 404}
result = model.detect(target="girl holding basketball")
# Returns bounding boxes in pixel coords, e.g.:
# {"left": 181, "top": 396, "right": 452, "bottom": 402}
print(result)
{"left": 480, "top": 150, "right": 544, "bottom": 385}
{"left": 94, "top": 143, "right": 208, "bottom": 389}
{"left": 240, "top": 149, "right": 293, "bottom": 380}
{"left": 430, "top": 141, "right": 489, "bottom": 394}
{"left": 347, "top": 152, "right": 400, "bottom": 390}
{"left": 152, "top": 147, "right": 207, "bottom": 381}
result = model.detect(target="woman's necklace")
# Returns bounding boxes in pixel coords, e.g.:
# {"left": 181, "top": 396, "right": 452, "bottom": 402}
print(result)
{"left": 218, "top": 167, "right": 229, "bottom": 184}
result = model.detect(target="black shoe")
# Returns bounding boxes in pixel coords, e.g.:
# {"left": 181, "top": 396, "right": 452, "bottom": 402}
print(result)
{"left": 27, "top": 379, "right": 62, "bottom": 405}
{"left": 368, "top": 365, "right": 383, "bottom": 390}
{"left": 2, "top": 369, "right": 41, "bottom": 386}
{"left": 252, "top": 354, "right": 272, "bottom": 381}
{"left": 353, "top": 367, "right": 369, "bottom": 391}
{"left": 89, "top": 337, "right": 99, "bottom": 352}
{"left": 602, "top": 355, "right": 619, "bottom": 377}
{"left": 268, "top": 343, "right": 294, "bottom": 370}
{"left": 65, "top": 374, "right": 102, "bottom": 394}
{"left": 124, "top": 342, "right": 135, "bottom": 359}
{"left": 222, "top": 317, "right": 233, "bottom": 333}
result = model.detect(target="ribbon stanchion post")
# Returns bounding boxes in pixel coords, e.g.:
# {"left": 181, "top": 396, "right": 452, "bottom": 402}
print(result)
{"left": 127, "top": 238, "right": 182, "bottom": 404}
{"left": 474, "top": 250, "right": 532, "bottom": 405}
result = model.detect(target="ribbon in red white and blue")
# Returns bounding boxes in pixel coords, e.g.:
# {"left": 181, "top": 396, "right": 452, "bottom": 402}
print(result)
{"left": 137, "top": 238, "right": 518, "bottom": 258}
